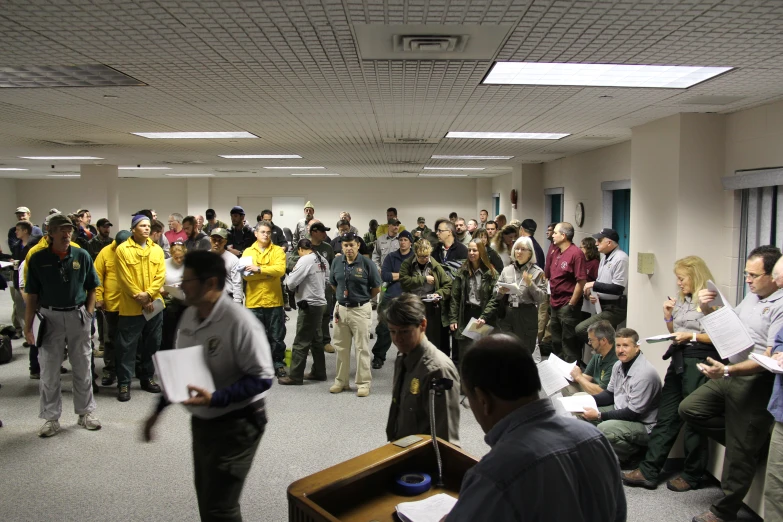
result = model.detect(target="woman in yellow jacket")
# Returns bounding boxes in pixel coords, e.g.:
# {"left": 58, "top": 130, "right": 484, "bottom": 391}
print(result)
{"left": 94, "top": 230, "right": 131, "bottom": 386}
{"left": 242, "top": 220, "right": 288, "bottom": 377}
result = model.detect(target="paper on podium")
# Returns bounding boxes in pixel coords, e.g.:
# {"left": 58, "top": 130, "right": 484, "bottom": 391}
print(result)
{"left": 750, "top": 353, "right": 783, "bottom": 374}
{"left": 152, "top": 345, "right": 216, "bottom": 403}
{"left": 163, "top": 284, "right": 185, "bottom": 301}
{"left": 547, "top": 353, "right": 577, "bottom": 382}
{"left": 462, "top": 317, "right": 494, "bottom": 340}
{"left": 142, "top": 298, "right": 165, "bottom": 321}
{"left": 646, "top": 334, "right": 677, "bottom": 344}
{"left": 537, "top": 360, "right": 570, "bottom": 396}
{"left": 699, "top": 306, "right": 753, "bottom": 359}
{"left": 557, "top": 394, "right": 598, "bottom": 413}
{"left": 396, "top": 493, "right": 457, "bottom": 522}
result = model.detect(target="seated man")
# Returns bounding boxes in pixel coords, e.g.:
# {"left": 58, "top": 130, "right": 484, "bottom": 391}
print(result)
{"left": 446, "top": 334, "right": 626, "bottom": 521}
{"left": 565, "top": 320, "right": 619, "bottom": 396}
{"left": 583, "top": 328, "right": 662, "bottom": 466}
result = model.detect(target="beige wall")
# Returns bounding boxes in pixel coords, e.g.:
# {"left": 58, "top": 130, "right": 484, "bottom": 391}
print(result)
{"left": 725, "top": 99, "right": 783, "bottom": 176}
{"left": 491, "top": 173, "right": 512, "bottom": 221}
{"left": 0, "top": 178, "right": 18, "bottom": 242}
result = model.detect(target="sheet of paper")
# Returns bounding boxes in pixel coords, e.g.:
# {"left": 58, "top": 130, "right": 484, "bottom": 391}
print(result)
{"left": 497, "top": 282, "right": 524, "bottom": 296}
{"left": 163, "top": 284, "right": 186, "bottom": 301}
{"left": 422, "top": 294, "right": 442, "bottom": 303}
{"left": 699, "top": 306, "right": 753, "bottom": 359}
{"left": 706, "top": 279, "right": 730, "bottom": 309}
{"left": 645, "top": 334, "right": 677, "bottom": 343}
{"left": 557, "top": 394, "right": 598, "bottom": 413}
{"left": 396, "top": 493, "right": 458, "bottom": 522}
{"left": 594, "top": 298, "right": 602, "bottom": 314}
{"left": 581, "top": 298, "right": 595, "bottom": 314}
{"left": 0, "top": 260, "right": 13, "bottom": 269}
{"left": 152, "top": 345, "right": 216, "bottom": 403}
{"left": 461, "top": 316, "right": 494, "bottom": 340}
{"left": 547, "top": 352, "right": 577, "bottom": 382}
{"left": 537, "top": 360, "right": 570, "bottom": 396}
{"left": 750, "top": 353, "right": 783, "bottom": 375}
{"left": 142, "top": 298, "right": 165, "bottom": 321}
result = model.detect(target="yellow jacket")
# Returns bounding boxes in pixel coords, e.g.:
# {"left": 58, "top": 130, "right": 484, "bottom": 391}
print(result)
{"left": 23, "top": 237, "right": 81, "bottom": 283}
{"left": 242, "top": 241, "right": 286, "bottom": 308}
{"left": 94, "top": 241, "right": 121, "bottom": 312}
{"left": 376, "top": 223, "right": 407, "bottom": 236}
{"left": 115, "top": 237, "right": 166, "bottom": 316}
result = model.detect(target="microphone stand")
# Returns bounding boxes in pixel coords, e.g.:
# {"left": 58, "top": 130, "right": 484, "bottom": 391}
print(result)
{"left": 429, "top": 378, "right": 453, "bottom": 488}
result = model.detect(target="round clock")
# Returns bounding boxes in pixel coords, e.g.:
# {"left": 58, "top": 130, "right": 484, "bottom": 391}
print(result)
{"left": 575, "top": 202, "right": 585, "bottom": 227}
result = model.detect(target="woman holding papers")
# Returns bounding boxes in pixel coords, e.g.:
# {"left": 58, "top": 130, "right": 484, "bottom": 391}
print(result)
{"left": 484, "top": 237, "right": 546, "bottom": 354}
{"left": 623, "top": 255, "right": 720, "bottom": 492}
{"left": 160, "top": 243, "right": 187, "bottom": 351}
{"left": 449, "top": 241, "right": 498, "bottom": 354}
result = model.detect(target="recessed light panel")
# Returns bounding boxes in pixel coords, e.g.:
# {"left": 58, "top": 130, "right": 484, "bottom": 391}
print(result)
{"left": 483, "top": 62, "right": 734, "bottom": 88}
{"left": 263, "top": 166, "right": 324, "bottom": 170}
{"left": 431, "top": 155, "right": 514, "bottom": 160}
{"left": 423, "top": 167, "right": 485, "bottom": 171}
{"left": 0, "top": 64, "right": 145, "bottom": 88}
{"left": 133, "top": 132, "right": 258, "bottom": 139}
{"left": 219, "top": 155, "right": 302, "bottom": 159}
{"left": 19, "top": 156, "right": 104, "bottom": 160}
{"left": 0, "top": 168, "right": 28, "bottom": 171}
{"left": 446, "top": 132, "right": 568, "bottom": 140}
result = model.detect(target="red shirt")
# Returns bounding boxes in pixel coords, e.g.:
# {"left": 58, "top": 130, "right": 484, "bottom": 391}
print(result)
{"left": 545, "top": 243, "right": 587, "bottom": 308}
{"left": 584, "top": 258, "right": 600, "bottom": 282}
{"left": 165, "top": 229, "right": 188, "bottom": 245}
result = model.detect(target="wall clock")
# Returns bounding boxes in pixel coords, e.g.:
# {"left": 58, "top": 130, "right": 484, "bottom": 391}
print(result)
{"left": 575, "top": 202, "right": 585, "bottom": 227}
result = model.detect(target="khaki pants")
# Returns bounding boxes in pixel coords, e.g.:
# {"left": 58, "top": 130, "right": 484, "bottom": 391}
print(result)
{"left": 333, "top": 302, "right": 372, "bottom": 391}
{"left": 765, "top": 421, "right": 783, "bottom": 521}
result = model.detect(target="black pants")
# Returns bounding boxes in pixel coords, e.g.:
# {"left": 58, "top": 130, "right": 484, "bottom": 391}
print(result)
{"left": 192, "top": 410, "right": 266, "bottom": 522}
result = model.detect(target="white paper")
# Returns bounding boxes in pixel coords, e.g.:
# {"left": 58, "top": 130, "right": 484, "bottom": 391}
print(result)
{"left": 645, "top": 334, "right": 677, "bottom": 344}
{"left": 152, "top": 345, "right": 216, "bottom": 403}
{"left": 497, "top": 282, "right": 524, "bottom": 296}
{"left": 163, "top": 284, "right": 186, "bottom": 301}
{"left": 0, "top": 260, "right": 13, "bottom": 269}
{"left": 557, "top": 394, "right": 598, "bottom": 413}
{"left": 750, "top": 353, "right": 783, "bottom": 375}
{"left": 396, "top": 493, "right": 457, "bottom": 522}
{"left": 594, "top": 298, "right": 602, "bottom": 315}
{"left": 461, "top": 316, "right": 494, "bottom": 340}
{"left": 142, "top": 298, "right": 165, "bottom": 321}
{"left": 537, "top": 360, "right": 570, "bottom": 396}
{"left": 422, "top": 294, "right": 442, "bottom": 302}
{"left": 706, "top": 280, "right": 729, "bottom": 309}
{"left": 699, "top": 306, "right": 753, "bottom": 359}
{"left": 547, "top": 353, "right": 577, "bottom": 382}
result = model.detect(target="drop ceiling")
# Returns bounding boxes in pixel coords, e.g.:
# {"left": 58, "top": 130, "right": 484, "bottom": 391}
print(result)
{"left": 1, "top": 0, "right": 782, "bottom": 179}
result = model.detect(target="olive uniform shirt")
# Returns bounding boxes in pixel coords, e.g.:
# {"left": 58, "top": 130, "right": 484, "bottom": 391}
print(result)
{"left": 26, "top": 246, "right": 100, "bottom": 307}
{"left": 584, "top": 349, "right": 619, "bottom": 390}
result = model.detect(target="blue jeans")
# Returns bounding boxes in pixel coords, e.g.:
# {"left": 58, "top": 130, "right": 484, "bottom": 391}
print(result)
{"left": 116, "top": 313, "right": 162, "bottom": 386}
{"left": 250, "top": 307, "right": 286, "bottom": 368}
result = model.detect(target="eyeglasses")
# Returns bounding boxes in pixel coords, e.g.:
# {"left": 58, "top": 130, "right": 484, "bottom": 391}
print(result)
{"left": 436, "top": 229, "right": 449, "bottom": 233}
{"left": 744, "top": 271, "right": 767, "bottom": 280}
{"left": 256, "top": 231, "right": 271, "bottom": 236}
{"left": 172, "top": 241, "right": 185, "bottom": 246}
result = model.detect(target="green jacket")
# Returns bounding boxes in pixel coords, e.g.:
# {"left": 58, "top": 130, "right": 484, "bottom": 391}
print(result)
{"left": 448, "top": 265, "right": 498, "bottom": 340}
{"left": 399, "top": 256, "right": 452, "bottom": 326}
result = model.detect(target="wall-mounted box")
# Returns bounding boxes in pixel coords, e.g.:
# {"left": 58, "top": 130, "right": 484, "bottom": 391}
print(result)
{"left": 638, "top": 253, "right": 655, "bottom": 275}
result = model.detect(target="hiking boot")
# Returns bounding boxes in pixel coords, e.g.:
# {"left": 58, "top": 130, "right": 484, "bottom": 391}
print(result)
{"left": 117, "top": 385, "right": 130, "bottom": 402}
{"left": 667, "top": 476, "right": 696, "bottom": 492}
{"left": 101, "top": 375, "right": 116, "bottom": 386}
{"left": 324, "top": 344, "right": 335, "bottom": 353}
{"left": 371, "top": 358, "right": 384, "bottom": 369}
{"left": 140, "top": 379, "right": 161, "bottom": 393}
{"left": 622, "top": 469, "right": 657, "bottom": 489}
{"left": 304, "top": 372, "right": 327, "bottom": 381}
{"left": 330, "top": 384, "right": 350, "bottom": 394}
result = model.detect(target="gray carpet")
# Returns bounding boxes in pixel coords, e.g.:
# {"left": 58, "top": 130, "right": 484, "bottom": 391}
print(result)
{"left": 0, "top": 290, "right": 760, "bottom": 521}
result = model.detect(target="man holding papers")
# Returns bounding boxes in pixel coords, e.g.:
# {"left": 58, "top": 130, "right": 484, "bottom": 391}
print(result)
{"left": 582, "top": 328, "right": 662, "bottom": 467}
{"left": 143, "top": 250, "right": 274, "bottom": 522}
{"left": 567, "top": 320, "right": 619, "bottom": 395}
{"left": 679, "top": 245, "right": 783, "bottom": 522}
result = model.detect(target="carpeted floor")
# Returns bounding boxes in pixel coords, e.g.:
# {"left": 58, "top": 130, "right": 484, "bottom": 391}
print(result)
{"left": 0, "top": 290, "right": 760, "bottom": 521}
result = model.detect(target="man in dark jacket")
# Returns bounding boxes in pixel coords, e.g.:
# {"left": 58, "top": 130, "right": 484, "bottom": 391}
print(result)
{"left": 258, "top": 210, "right": 288, "bottom": 251}
{"left": 226, "top": 206, "right": 255, "bottom": 256}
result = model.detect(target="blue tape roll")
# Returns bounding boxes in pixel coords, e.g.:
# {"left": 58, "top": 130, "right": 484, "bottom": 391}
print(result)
{"left": 395, "top": 472, "right": 432, "bottom": 496}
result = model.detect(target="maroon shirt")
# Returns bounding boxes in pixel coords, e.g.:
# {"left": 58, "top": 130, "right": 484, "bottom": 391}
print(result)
{"left": 545, "top": 243, "right": 587, "bottom": 308}
{"left": 584, "top": 258, "right": 600, "bottom": 282}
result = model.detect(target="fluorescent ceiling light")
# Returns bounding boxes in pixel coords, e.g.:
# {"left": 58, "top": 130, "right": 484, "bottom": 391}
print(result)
{"left": 419, "top": 173, "right": 469, "bottom": 178}
{"left": 423, "top": 167, "right": 485, "bottom": 171}
{"left": 263, "top": 166, "right": 324, "bottom": 170}
{"left": 132, "top": 132, "right": 258, "bottom": 139}
{"left": 447, "top": 132, "right": 568, "bottom": 140}
{"left": 219, "top": 154, "right": 302, "bottom": 159}
{"left": 431, "top": 155, "right": 514, "bottom": 160}
{"left": 164, "top": 173, "right": 215, "bottom": 177}
{"left": 483, "top": 62, "right": 734, "bottom": 88}
{"left": 47, "top": 174, "right": 80, "bottom": 178}
{"left": 118, "top": 166, "right": 171, "bottom": 170}
{"left": 0, "top": 168, "right": 28, "bottom": 171}
{"left": 20, "top": 156, "right": 104, "bottom": 160}
{"left": 290, "top": 173, "right": 340, "bottom": 177}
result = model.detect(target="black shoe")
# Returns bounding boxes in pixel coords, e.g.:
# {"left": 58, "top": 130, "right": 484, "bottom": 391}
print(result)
{"left": 60, "top": 366, "right": 68, "bottom": 374}
{"left": 118, "top": 385, "right": 130, "bottom": 402}
{"left": 101, "top": 376, "right": 116, "bottom": 386}
{"left": 284, "top": 305, "right": 292, "bottom": 312}
{"left": 22, "top": 342, "right": 30, "bottom": 348}
{"left": 371, "top": 358, "right": 384, "bottom": 369}
{"left": 275, "top": 367, "right": 287, "bottom": 378}
{"left": 140, "top": 379, "right": 161, "bottom": 393}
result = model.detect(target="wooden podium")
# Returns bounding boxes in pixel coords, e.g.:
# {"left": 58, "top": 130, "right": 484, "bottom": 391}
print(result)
{"left": 287, "top": 435, "right": 479, "bottom": 522}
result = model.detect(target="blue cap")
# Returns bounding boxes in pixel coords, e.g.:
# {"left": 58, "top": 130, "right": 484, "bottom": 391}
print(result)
{"left": 131, "top": 214, "right": 149, "bottom": 229}
{"left": 230, "top": 206, "right": 245, "bottom": 215}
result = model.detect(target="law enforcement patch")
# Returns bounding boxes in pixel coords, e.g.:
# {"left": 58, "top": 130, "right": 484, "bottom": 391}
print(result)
{"left": 764, "top": 307, "right": 770, "bottom": 315}
{"left": 72, "top": 260, "right": 81, "bottom": 270}
{"left": 207, "top": 336, "right": 221, "bottom": 357}
{"left": 356, "top": 267, "right": 363, "bottom": 276}
{"left": 410, "top": 378, "right": 420, "bottom": 395}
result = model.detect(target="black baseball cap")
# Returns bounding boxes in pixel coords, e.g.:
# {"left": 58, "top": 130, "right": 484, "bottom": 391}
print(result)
{"left": 97, "top": 218, "right": 112, "bottom": 228}
{"left": 230, "top": 206, "right": 245, "bottom": 215}
{"left": 309, "top": 222, "right": 331, "bottom": 233}
{"left": 387, "top": 218, "right": 401, "bottom": 226}
{"left": 592, "top": 228, "right": 620, "bottom": 242}
{"left": 521, "top": 219, "right": 537, "bottom": 233}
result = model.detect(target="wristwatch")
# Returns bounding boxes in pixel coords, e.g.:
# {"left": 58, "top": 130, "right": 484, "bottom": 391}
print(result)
{"left": 723, "top": 365, "right": 731, "bottom": 379}
{"left": 692, "top": 332, "right": 697, "bottom": 343}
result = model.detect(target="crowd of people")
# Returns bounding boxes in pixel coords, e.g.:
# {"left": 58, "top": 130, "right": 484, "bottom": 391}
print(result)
{"left": 2, "top": 200, "right": 783, "bottom": 522}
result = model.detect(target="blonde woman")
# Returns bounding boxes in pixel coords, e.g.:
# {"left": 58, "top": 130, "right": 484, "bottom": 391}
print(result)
{"left": 491, "top": 224, "right": 518, "bottom": 267}
{"left": 484, "top": 237, "right": 547, "bottom": 353}
{"left": 623, "top": 256, "right": 719, "bottom": 492}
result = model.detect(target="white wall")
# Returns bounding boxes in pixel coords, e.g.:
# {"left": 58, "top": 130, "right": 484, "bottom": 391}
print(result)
{"left": 491, "top": 174, "right": 512, "bottom": 221}
{"left": 0, "top": 179, "right": 18, "bottom": 243}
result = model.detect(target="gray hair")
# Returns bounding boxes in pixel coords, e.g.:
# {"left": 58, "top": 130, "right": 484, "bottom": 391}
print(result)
{"left": 255, "top": 220, "right": 273, "bottom": 232}
{"left": 170, "top": 213, "right": 184, "bottom": 223}
{"left": 587, "top": 320, "right": 615, "bottom": 344}
{"left": 511, "top": 236, "right": 537, "bottom": 265}
{"left": 557, "top": 222, "right": 575, "bottom": 241}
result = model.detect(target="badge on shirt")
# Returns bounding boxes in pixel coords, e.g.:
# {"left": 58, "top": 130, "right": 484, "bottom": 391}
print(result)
{"left": 410, "top": 378, "right": 420, "bottom": 395}
{"left": 356, "top": 267, "right": 363, "bottom": 276}
{"left": 764, "top": 307, "right": 771, "bottom": 315}
{"left": 601, "top": 369, "right": 606, "bottom": 382}
{"left": 207, "top": 336, "right": 221, "bottom": 357}
{"left": 72, "top": 260, "right": 80, "bottom": 270}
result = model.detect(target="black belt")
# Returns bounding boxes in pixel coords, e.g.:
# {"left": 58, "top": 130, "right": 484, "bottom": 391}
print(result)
{"left": 41, "top": 304, "right": 83, "bottom": 312}
{"left": 339, "top": 301, "right": 369, "bottom": 308}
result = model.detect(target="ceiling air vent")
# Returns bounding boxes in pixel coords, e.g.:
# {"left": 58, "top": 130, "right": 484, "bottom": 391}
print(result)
{"left": 382, "top": 137, "right": 441, "bottom": 145}
{"left": 162, "top": 160, "right": 205, "bottom": 165}
{"left": 43, "top": 139, "right": 107, "bottom": 146}
{"left": 394, "top": 35, "right": 467, "bottom": 53}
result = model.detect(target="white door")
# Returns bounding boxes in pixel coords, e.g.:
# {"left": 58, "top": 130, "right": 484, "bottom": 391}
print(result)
{"left": 237, "top": 197, "right": 273, "bottom": 223}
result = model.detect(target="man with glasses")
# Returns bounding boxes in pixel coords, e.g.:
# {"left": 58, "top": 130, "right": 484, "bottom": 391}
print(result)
{"left": 243, "top": 221, "right": 288, "bottom": 378}
{"left": 384, "top": 293, "right": 460, "bottom": 444}
{"left": 24, "top": 214, "right": 101, "bottom": 437}
{"left": 565, "top": 321, "right": 619, "bottom": 396}
{"left": 679, "top": 245, "right": 783, "bottom": 522}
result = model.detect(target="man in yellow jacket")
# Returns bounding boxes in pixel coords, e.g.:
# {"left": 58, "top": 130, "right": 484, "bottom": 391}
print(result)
{"left": 94, "top": 230, "right": 131, "bottom": 387}
{"left": 114, "top": 215, "right": 166, "bottom": 402}
{"left": 243, "top": 220, "right": 287, "bottom": 377}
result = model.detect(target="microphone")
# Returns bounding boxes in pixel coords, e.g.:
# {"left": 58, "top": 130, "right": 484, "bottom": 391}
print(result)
{"left": 429, "top": 378, "right": 454, "bottom": 487}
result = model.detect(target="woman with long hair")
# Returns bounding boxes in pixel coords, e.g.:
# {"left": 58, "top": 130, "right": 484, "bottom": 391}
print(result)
{"left": 449, "top": 241, "right": 499, "bottom": 358}
{"left": 623, "top": 255, "right": 720, "bottom": 492}
{"left": 491, "top": 224, "right": 518, "bottom": 267}
{"left": 484, "top": 236, "right": 547, "bottom": 353}
{"left": 580, "top": 236, "right": 600, "bottom": 282}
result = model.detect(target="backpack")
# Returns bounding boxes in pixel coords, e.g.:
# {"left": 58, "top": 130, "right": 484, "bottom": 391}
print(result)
{"left": 0, "top": 334, "right": 11, "bottom": 364}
